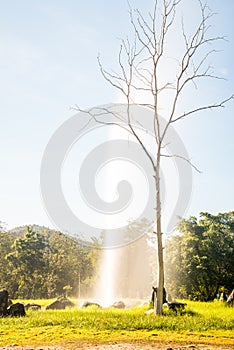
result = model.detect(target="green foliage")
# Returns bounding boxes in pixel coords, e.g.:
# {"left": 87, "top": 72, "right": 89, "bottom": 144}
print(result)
{"left": 6, "top": 227, "right": 47, "bottom": 298}
{"left": 165, "top": 212, "right": 234, "bottom": 301}
{"left": 0, "top": 226, "right": 100, "bottom": 299}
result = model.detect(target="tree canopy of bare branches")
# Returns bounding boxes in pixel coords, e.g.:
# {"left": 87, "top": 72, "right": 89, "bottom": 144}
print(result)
{"left": 76, "top": 0, "right": 233, "bottom": 315}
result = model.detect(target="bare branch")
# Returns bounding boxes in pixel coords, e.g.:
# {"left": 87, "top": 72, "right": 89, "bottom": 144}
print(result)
{"left": 161, "top": 153, "right": 202, "bottom": 173}
{"left": 172, "top": 95, "right": 234, "bottom": 123}
{"left": 88, "top": 0, "right": 234, "bottom": 316}
{"left": 73, "top": 105, "right": 133, "bottom": 135}
{"left": 98, "top": 55, "right": 127, "bottom": 94}
{"left": 127, "top": 110, "right": 156, "bottom": 171}
{"left": 129, "top": 7, "right": 154, "bottom": 56}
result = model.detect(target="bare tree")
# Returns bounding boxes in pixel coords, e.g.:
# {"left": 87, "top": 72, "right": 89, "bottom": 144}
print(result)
{"left": 76, "top": 0, "right": 233, "bottom": 315}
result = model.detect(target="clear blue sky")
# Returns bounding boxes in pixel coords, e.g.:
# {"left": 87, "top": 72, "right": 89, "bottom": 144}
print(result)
{"left": 0, "top": 0, "right": 233, "bottom": 231}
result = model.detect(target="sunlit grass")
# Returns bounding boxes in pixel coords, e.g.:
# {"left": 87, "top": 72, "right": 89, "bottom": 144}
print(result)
{"left": 0, "top": 300, "right": 233, "bottom": 347}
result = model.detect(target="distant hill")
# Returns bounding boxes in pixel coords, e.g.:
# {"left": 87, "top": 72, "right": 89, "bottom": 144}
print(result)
{"left": 8, "top": 224, "right": 57, "bottom": 236}
{"left": 7, "top": 224, "right": 94, "bottom": 248}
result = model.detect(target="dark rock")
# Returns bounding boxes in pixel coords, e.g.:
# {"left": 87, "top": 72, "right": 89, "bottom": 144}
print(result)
{"left": 81, "top": 301, "right": 101, "bottom": 308}
{"left": 24, "top": 303, "right": 41, "bottom": 311}
{"left": 7, "top": 302, "right": 26, "bottom": 317}
{"left": 0, "top": 290, "right": 9, "bottom": 316}
{"left": 111, "top": 301, "right": 125, "bottom": 309}
{"left": 167, "top": 301, "right": 187, "bottom": 312}
{"left": 45, "top": 297, "right": 75, "bottom": 310}
{"left": 151, "top": 286, "right": 168, "bottom": 307}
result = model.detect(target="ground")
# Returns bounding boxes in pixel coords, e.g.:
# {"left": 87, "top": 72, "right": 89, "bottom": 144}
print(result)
{"left": 0, "top": 342, "right": 233, "bottom": 350}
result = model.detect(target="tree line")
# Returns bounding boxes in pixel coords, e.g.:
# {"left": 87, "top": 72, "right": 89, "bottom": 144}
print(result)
{"left": 165, "top": 211, "right": 234, "bottom": 301}
{"left": 0, "top": 211, "right": 233, "bottom": 301}
{"left": 0, "top": 226, "right": 100, "bottom": 299}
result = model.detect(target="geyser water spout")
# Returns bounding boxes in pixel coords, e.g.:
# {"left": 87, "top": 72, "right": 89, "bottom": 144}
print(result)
{"left": 96, "top": 247, "right": 117, "bottom": 307}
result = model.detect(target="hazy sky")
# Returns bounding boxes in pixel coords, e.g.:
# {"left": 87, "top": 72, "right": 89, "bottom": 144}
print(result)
{"left": 0, "top": 0, "right": 233, "bottom": 233}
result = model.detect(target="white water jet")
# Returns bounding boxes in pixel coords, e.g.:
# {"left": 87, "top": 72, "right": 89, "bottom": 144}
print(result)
{"left": 95, "top": 247, "right": 119, "bottom": 307}
{"left": 94, "top": 122, "right": 156, "bottom": 306}
{"left": 94, "top": 233, "right": 156, "bottom": 307}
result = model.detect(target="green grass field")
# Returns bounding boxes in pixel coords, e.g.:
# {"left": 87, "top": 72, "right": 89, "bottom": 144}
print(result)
{"left": 0, "top": 300, "right": 233, "bottom": 347}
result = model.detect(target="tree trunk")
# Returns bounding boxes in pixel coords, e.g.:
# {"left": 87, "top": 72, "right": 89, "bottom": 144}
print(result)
{"left": 154, "top": 153, "right": 164, "bottom": 315}
{"left": 156, "top": 231, "right": 164, "bottom": 314}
